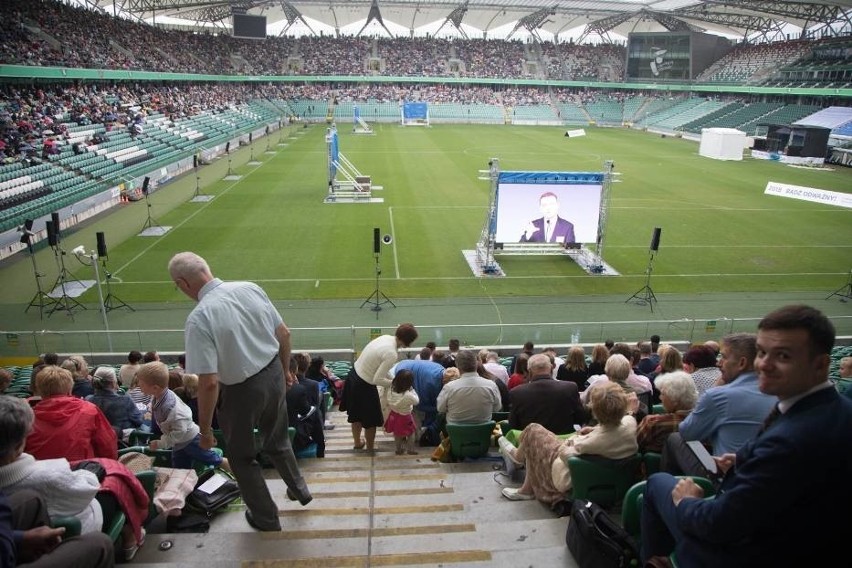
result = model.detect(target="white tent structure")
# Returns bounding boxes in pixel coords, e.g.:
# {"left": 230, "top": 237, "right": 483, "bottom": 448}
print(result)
{"left": 699, "top": 128, "right": 747, "bottom": 161}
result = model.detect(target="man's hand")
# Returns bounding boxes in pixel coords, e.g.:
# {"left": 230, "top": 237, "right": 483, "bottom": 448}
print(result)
{"left": 671, "top": 477, "right": 705, "bottom": 506}
{"left": 523, "top": 221, "right": 539, "bottom": 237}
{"left": 18, "top": 525, "right": 64, "bottom": 563}
{"left": 199, "top": 430, "right": 217, "bottom": 451}
{"left": 149, "top": 440, "right": 158, "bottom": 451}
{"left": 714, "top": 453, "right": 736, "bottom": 475}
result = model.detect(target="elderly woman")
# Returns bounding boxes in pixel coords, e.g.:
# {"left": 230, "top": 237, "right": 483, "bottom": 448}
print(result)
{"left": 583, "top": 354, "right": 647, "bottom": 423}
{"left": 636, "top": 371, "right": 698, "bottom": 453}
{"left": 86, "top": 366, "right": 144, "bottom": 434}
{"left": 0, "top": 396, "right": 103, "bottom": 534}
{"left": 26, "top": 365, "right": 118, "bottom": 461}
{"left": 499, "top": 382, "right": 639, "bottom": 507}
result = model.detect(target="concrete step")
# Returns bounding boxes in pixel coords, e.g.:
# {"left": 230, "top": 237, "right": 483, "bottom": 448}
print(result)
{"left": 130, "top": 408, "right": 578, "bottom": 566}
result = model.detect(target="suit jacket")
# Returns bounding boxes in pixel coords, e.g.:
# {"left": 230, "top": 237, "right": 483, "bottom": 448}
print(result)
{"left": 519, "top": 216, "right": 575, "bottom": 244}
{"left": 674, "top": 386, "right": 852, "bottom": 567}
{"left": 508, "top": 376, "right": 587, "bottom": 435}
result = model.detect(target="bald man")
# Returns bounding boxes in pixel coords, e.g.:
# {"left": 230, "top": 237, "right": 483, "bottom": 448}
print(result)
{"left": 168, "top": 251, "right": 311, "bottom": 533}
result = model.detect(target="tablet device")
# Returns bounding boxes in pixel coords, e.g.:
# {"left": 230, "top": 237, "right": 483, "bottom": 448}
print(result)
{"left": 686, "top": 440, "right": 718, "bottom": 475}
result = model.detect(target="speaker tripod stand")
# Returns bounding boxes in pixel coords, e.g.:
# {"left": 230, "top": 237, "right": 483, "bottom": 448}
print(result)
{"left": 827, "top": 270, "right": 852, "bottom": 302}
{"left": 361, "top": 254, "right": 395, "bottom": 314}
{"left": 626, "top": 250, "right": 658, "bottom": 312}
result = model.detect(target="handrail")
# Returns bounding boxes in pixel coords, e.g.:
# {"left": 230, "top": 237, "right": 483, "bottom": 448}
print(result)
{"left": 3, "top": 316, "right": 850, "bottom": 364}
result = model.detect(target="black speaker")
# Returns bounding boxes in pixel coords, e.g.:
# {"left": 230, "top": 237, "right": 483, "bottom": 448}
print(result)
{"left": 249, "top": 132, "right": 253, "bottom": 143}
{"left": 193, "top": 154, "right": 198, "bottom": 169}
{"left": 650, "top": 227, "right": 662, "bottom": 252}
{"left": 96, "top": 232, "right": 108, "bottom": 258}
{"left": 373, "top": 227, "right": 381, "bottom": 254}
{"left": 51, "top": 212, "right": 61, "bottom": 241}
{"left": 225, "top": 142, "right": 230, "bottom": 154}
{"left": 142, "top": 177, "right": 150, "bottom": 195}
{"left": 46, "top": 220, "right": 58, "bottom": 247}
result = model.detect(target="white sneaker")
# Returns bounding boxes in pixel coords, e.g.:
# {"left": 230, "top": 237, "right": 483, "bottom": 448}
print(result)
{"left": 498, "top": 436, "right": 523, "bottom": 466}
{"left": 501, "top": 487, "right": 535, "bottom": 501}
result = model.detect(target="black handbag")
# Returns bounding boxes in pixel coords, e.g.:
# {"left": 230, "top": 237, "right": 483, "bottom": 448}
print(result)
{"left": 566, "top": 499, "right": 640, "bottom": 568}
{"left": 185, "top": 468, "right": 241, "bottom": 515}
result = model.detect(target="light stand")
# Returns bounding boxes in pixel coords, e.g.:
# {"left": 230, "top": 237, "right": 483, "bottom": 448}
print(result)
{"left": 626, "top": 250, "right": 658, "bottom": 312}
{"left": 360, "top": 253, "right": 395, "bottom": 315}
{"left": 47, "top": 243, "right": 85, "bottom": 317}
{"left": 101, "top": 257, "right": 133, "bottom": 312}
{"left": 827, "top": 269, "right": 852, "bottom": 302}
{"left": 73, "top": 248, "right": 113, "bottom": 351}
{"left": 20, "top": 224, "right": 54, "bottom": 318}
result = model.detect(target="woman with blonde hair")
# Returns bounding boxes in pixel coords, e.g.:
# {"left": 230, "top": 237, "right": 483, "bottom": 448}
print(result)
{"left": 556, "top": 346, "right": 588, "bottom": 391}
{"left": 62, "top": 355, "right": 93, "bottom": 399}
{"left": 587, "top": 344, "right": 609, "bottom": 377}
{"left": 499, "top": 381, "right": 639, "bottom": 507}
{"left": 26, "top": 366, "right": 117, "bottom": 461}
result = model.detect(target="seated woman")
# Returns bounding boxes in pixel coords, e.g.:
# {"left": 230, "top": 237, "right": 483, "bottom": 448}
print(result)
{"left": 583, "top": 354, "right": 648, "bottom": 423}
{"left": 636, "top": 371, "right": 698, "bottom": 454}
{"left": 26, "top": 365, "right": 118, "bottom": 461}
{"left": 62, "top": 355, "right": 93, "bottom": 399}
{"left": 0, "top": 396, "right": 103, "bottom": 534}
{"left": 499, "top": 381, "right": 639, "bottom": 507}
{"left": 86, "top": 366, "right": 144, "bottom": 441}
{"left": 306, "top": 356, "right": 342, "bottom": 404}
{"left": 119, "top": 350, "right": 143, "bottom": 388}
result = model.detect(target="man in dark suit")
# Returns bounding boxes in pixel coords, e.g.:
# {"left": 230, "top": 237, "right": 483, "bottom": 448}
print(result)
{"left": 640, "top": 305, "right": 852, "bottom": 567}
{"left": 508, "top": 353, "right": 587, "bottom": 435}
{"left": 519, "top": 191, "right": 576, "bottom": 244}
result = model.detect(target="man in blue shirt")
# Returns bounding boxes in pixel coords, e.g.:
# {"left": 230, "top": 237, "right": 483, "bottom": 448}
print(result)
{"left": 661, "top": 333, "right": 775, "bottom": 477}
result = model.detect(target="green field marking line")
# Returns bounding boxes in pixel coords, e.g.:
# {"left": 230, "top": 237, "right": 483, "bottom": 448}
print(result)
{"left": 111, "top": 155, "right": 276, "bottom": 278}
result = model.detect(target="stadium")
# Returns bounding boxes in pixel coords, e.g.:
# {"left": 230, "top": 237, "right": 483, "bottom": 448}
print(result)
{"left": 0, "top": 0, "right": 851, "bottom": 566}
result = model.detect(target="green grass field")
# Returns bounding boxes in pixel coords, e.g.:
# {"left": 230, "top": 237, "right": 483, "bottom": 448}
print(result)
{"left": 3, "top": 123, "right": 852, "bottom": 307}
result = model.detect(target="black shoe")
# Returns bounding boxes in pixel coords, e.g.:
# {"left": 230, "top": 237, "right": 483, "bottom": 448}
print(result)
{"left": 286, "top": 487, "right": 313, "bottom": 506}
{"left": 244, "top": 510, "right": 281, "bottom": 532}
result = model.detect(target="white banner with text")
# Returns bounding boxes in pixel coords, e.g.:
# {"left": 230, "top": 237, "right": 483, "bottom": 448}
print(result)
{"left": 764, "top": 182, "right": 852, "bottom": 209}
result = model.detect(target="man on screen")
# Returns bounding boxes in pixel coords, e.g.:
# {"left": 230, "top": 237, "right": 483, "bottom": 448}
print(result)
{"left": 519, "top": 191, "right": 576, "bottom": 244}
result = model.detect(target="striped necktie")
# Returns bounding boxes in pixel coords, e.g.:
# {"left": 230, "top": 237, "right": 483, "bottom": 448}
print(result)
{"left": 758, "top": 405, "right": 781, "bottom": 434}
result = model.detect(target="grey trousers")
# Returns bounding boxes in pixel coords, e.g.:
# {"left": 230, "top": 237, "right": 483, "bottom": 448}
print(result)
{"left": 219, "top": 357, "right": 310, "bottom": 530}
{"left": 9, "top": 489, "right": 114, "bottom": 568}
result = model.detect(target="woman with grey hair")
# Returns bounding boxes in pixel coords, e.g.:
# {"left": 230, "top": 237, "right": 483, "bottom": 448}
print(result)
{"left": 636, "top": 371, "right": 698, "bottom": 453}
{"left": 87, "top": 366, "right": 144, "bottom": 435}
{"left": 0, "top": 396, "right": 103, "bottom": 533}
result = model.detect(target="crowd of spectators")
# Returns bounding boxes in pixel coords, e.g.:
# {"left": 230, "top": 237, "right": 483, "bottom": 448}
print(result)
{"left": 1, "top": 0, "right": 628, "bottom": 81}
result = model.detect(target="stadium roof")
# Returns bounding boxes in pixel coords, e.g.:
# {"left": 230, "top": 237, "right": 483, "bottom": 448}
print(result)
{"left": 93, "top": 1, "right": 851, "bottom": 43}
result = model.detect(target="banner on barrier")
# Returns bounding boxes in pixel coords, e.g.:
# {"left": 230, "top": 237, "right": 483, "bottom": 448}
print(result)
{"left": 764, "top": 181, "right": 852, "bottom": 209}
